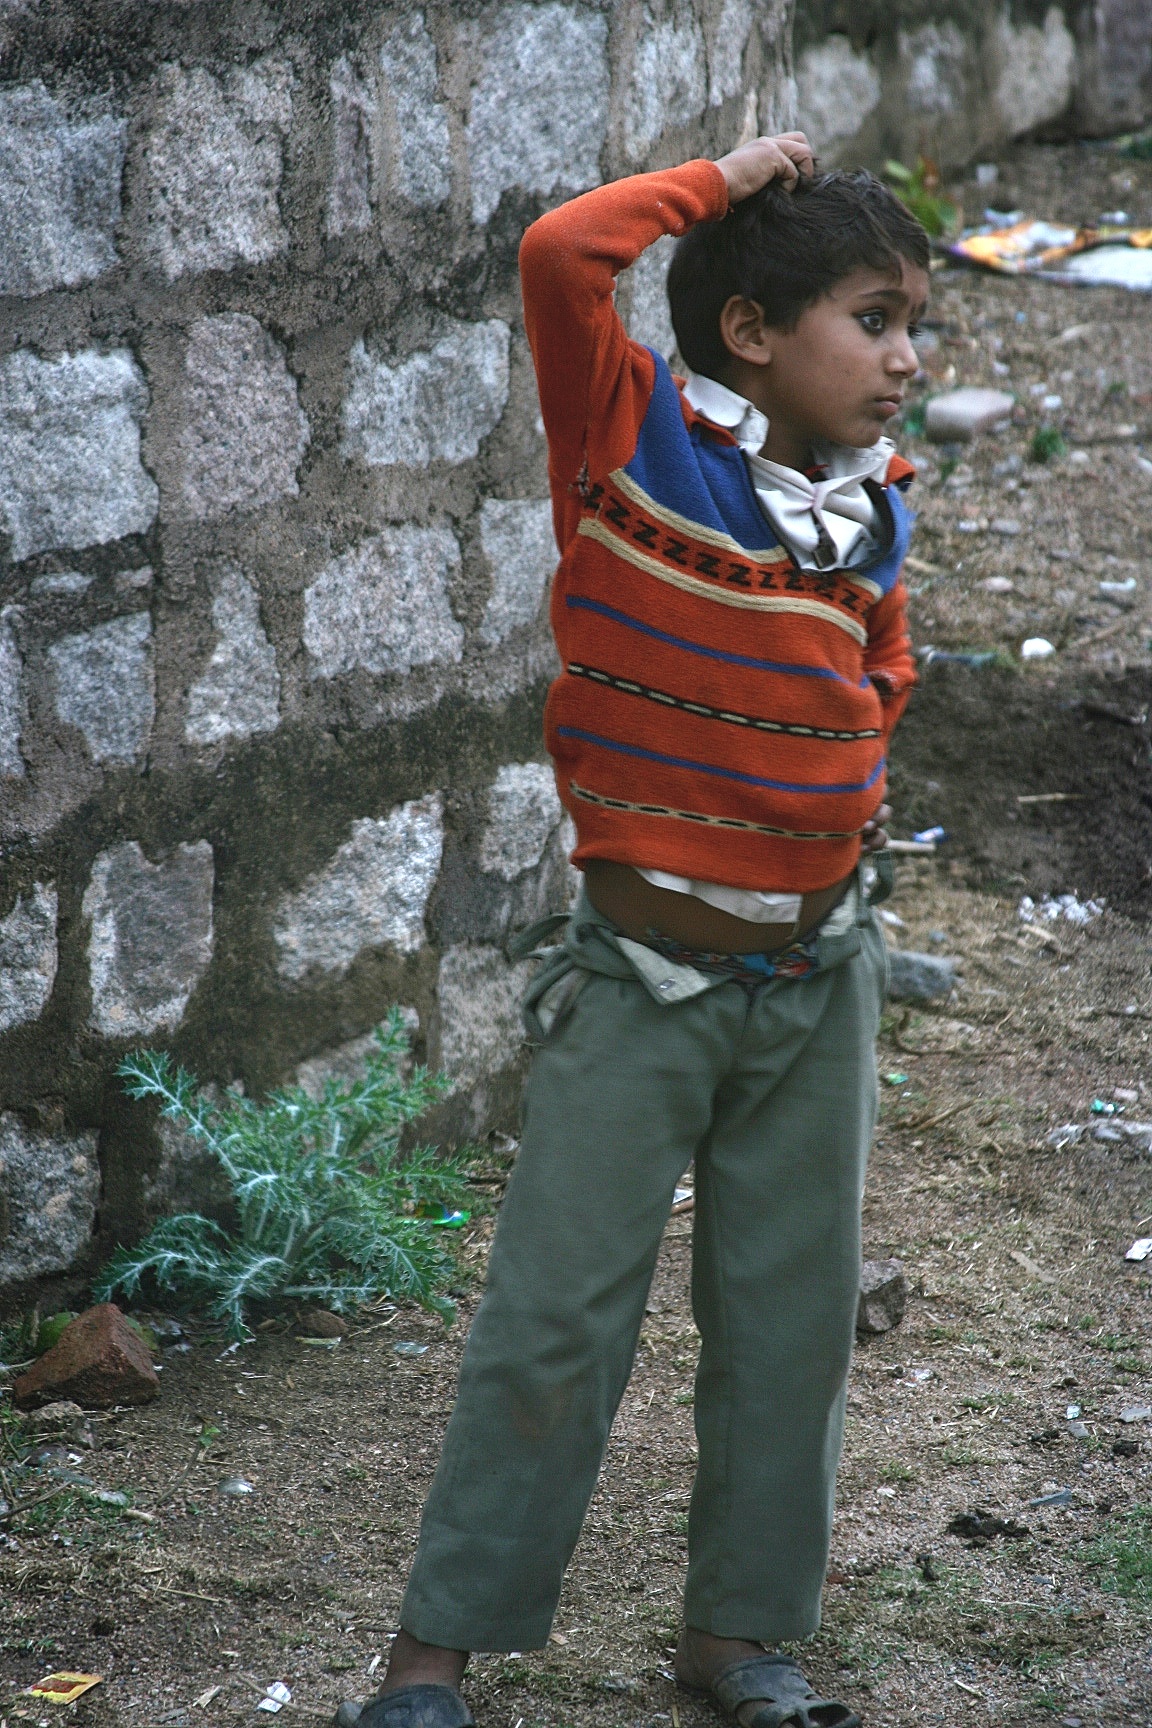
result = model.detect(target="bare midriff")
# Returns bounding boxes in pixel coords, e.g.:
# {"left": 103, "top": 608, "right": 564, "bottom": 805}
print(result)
{"left": 583, "top": 859, "right": 856, "bottom": 954}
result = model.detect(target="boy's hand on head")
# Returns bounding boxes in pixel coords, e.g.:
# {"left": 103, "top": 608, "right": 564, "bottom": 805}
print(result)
{"left": 715, "top": 133, "right": 815, "bottom": 205}
{"left": 861, "top": 804, "right": 892, "bottom": 854}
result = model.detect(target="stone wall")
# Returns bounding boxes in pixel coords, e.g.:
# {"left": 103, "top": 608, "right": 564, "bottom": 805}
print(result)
{"left": 795, "top": 1, "right": 1152, "bottom": 169}
{"left": 0, "top": 0, "right": 796, "bottom": 1298}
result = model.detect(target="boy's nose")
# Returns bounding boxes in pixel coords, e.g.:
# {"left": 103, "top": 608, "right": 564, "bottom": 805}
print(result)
{"left": 888, "top": 333, "right": 919, "bottom": 377}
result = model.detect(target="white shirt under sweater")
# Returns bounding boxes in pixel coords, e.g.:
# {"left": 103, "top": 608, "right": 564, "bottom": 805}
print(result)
{"left": 636, "top": 372, "right": 894, "bottom": 927}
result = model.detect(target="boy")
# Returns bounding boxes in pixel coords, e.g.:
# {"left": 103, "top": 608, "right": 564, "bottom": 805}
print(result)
{"left": 340, "top": 133, "right": 928, "bottom": 1728}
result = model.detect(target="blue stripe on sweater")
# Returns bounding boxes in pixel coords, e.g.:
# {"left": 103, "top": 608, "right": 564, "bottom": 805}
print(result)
{"left": 624, "top": 350, "right": 912, "bottom": 598}
{"left": 566, "top": 596, "right": 871, "bottom": 689}
{"left": 556, "top": 727, "right": 886, "bottom": 795}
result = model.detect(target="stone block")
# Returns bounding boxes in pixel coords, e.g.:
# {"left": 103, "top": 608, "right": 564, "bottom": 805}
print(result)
{"left": 468, "top": 3, "right": 608, "bottom": 223}
{"left": 0, "top": 882, "right": 58, "bottom": 1031}
{"left": 0, "top": 347, "right": 158, "bottom": 561}
{"left": 995, "top": 8, "right": 1075, "bottom": 137}
{"left": 380, "top": 15, "right": 452, "bottom": 208}
{"left": 900, "top": 22, "right": 967, "bottom": 118}
{"left": 185, "top": 565, "right": 280, "bottom": 746}
{"left": 925, "top": 388, "right": 1014, "bottom": 443}
{"left": 796, "top": 36, "right": 882, "bottom": 152}
{"left": 856, "top": 1258, "right": 908, "bottom": 1335}
{"left": 0, "top": 82, "right": 125, "bottom": 297}
{"left": 274, "top": 794, "right": 443, "bottom": 981}
{"left": 13, "top": 1304, "right": 160, "bottom": 1410}
{"left": 480, "top": 761, "right": 563, "bottom": 880}
{"left": 0, "top": 1113, "right": 99, "bottom": 1282}
{"left": 293, "top": 1013, "right": 418, "bottom": 1098}
{"left": 437, "top": 943, "right": 531, "bottom": 1090}
{"left": 141, "top": 1114, "right": 231, "bottom": 1220}
{"left": 48, "top": 611, "right": 154, "bottom": 766}
{"left": 887, "top": 950, "right": 957, "bottom": 1004}
{"left": 1076, "top": 0, "right": 1152, "bottom": 135}
{"left": 342, "top": 319, "right": 510, "bottom": 468}
{"left": 626, "top": 234, "right": 678, "bottom": 361}
{"left": 177, "top": 313, "right": 310, "bottom": 519}
{"left": 142, "top": 60, "right": 291, "bottom": 281}
{"left": 625, "top": 6, "right": 707, "bottom": 161}
{"left": 478, "top": 499, "right": 556, "bottom": 645}
{"left": 83, "top": 839, "right": 215, "bottom": 1037}
{"left": 326, "top": 57, "right": 375, "bottom": 238}
{"left": 0, "top": 607, "right": 24, "bottom": 778}
{"left": 303, "top": 527, "right": 464, "bottom": 680}
{"left": 707, "top": 0, "right": 756, "bottom": 106}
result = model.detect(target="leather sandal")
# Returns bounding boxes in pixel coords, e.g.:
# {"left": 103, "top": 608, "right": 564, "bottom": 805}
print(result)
{"left": 333, "top": 1683, "right": 476, "bottom": 1728}
{"left": 680, "top": 1652, "right": 861, "bottom": 1728}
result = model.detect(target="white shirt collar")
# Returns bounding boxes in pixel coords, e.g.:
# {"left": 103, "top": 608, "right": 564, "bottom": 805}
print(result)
{"left": 681, "top": 370, "right": 769, "bottom": 454}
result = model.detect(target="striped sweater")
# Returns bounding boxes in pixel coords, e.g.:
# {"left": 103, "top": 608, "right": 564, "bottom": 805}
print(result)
{"left": 519, "top": 159, "right": 917, "bottom": 894}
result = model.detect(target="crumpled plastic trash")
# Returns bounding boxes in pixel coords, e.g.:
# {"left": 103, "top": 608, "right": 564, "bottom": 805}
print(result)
{"left": 258, "top": 1681, "right": 292, "bottom": 1714}
{"left": 1019, "top": 893, "right": 1103, "bottom": 926}
{"left": 951, "top": 215, "right": 1152, "bottom": 289}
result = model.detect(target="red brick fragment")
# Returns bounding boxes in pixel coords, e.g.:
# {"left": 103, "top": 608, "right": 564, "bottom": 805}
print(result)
{"left": 14, "top": 1303, "right": 160, "bottom": 1410}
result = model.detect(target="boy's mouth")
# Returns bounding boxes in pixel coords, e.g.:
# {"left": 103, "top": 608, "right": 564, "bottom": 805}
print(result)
{"left": 875, "top": 395, "right": 903, "bottom": 417}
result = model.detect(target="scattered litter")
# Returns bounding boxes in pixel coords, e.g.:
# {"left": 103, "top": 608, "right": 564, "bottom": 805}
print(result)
{"left": 1099, "top": 577, "right": 1137, "bottom": 600}
{"left": 924, "top": 386, "right": 1014, "bottom": 442}
{"left": 947, "top": 1508, "right": 1030, "bottom": 1542}
{"left": 990, "top": 517, "right": 1022, "bottom": 535}
{"left": 912, "top": 826, "right": 947, "bottom": 845}
{"left": 1020, "top": 636, "right": 1056, "bottom": 659}
{"left": 195, "top": 1686, "right": 223, "bottom": 1708}
{"left": 1119, "top": 1405, "right": 1152, "bottom": 1424}
{"left": 1019, "top": 894, "right": 1103, "bottom": 926}
{"left": 879, "top": 908, "right": 907, "bottom": 928}
{"left": 1113, "top": 1086, "right": 1141, "bottom": 1104}
{"left": 975, "top": 163, "right": 998, "bottom": 188}
{"left": 1047, "top": 1124, "right": 1083, "bottom": 1150}
{"left": 300, "top": 1336, "right": 341, "bottom": 1350}
{"left": 1010, "top": 1249, "right": 1057, "bottom": 1285}
{"left": 1067, "top": 1403, "right": 1081, "bottom": 1419}
{"left": 1124, "top": 1237, "right": 1152, "bottom": 1261}
{"left": 26, "top": 1673, "right": 104, "bottom": 1703}
{"left": 220, "top": 1477, "right": 255, "bottom": 1496}
{"left": 1092, "top": 1099, "right": 1119, "bottom": 1116}
{"left": 1027, "top": 1487, "right": 1074, "bottom": 1507}
{"left": 393, "top": 1342, "right": 429, "bottom": 1357}
{"left": 883, "top": 1072, "right": 908, "bottom": 1087}
{"left": 671, "top": 1186, "right": 695, "bottom": 1215}
{"left": 917, "top": 646, "right": 999, "bottom": 668}
{"left": 980, "top": 576, "right": 1015, "bottom": 593}
{"left": 909, "top": 1368, "right": 933, "bottom": 1384}
{"left": 951, "top": 215, "right": 1152, "bottom": 289}
{"left": 257, "top": 1682, "right": 292, "bottom": 1714}
{"left": 415, "top": 1203, "right": 472, "bottom": 1229}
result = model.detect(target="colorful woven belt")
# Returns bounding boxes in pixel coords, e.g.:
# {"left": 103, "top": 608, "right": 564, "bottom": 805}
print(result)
{"left": 643, "top": 928, "right": 820, "bottom": 984}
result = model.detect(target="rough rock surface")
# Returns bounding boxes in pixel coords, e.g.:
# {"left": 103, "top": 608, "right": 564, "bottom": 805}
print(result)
{"left": 625, "top": 6, "right": 707, "bottom": 160}
{"left": 303, "top": 528, "right": 464, "bottom": 680}
{"left": 480, "top": 761, "right": 564, "bottom": 880}
{"left": 142, "top": 59, "right": 291, "bottom": 281}
{"left": 380, "top": 14, "right": 452, "bottom": 208}
{"left": 0, "top": 609, "right": 23, "bottom": 778}
{"left": 856, "top": 1258, "right": 908, "bottom": 1335}
{"left": 274, "top": 795, "right": 444, "bottom": 980}
{"left": 437, "top": 943, "right": 532, "bottom": 1090}
{"left": 468, "top": 2, "right": 609, "bottom": 222}
{"left": 326, "top": 57, "right": 375, "bottom": 237}
{"left": 140, "top": 1114, "right": 231, "bottom": 1222}
{"left": 994, "top": 8, "right": 1075, "bottom": 135}
{"left": 887, "top": 950, "right": 958, "bottom": 1004}
{"left": 0, "top": 82, "right": 125, "bottom": 297}
{"left": 177, "top": 314, "right": 310, "bottom": 519}
{"left": 341, "top": 320, "right": 510, "bottom": 468}
{"left": 185, "top": 566, "right": 280, "bottom": 745}
{"left": 707, "top": 0, "right": 757, "bottom": 106}
{"left": 14, "top": 1304, "right": 161, "bottom": 1410}
{"left": 0, "top": 1113, "right": 100, "bottom": 1282}
{"left": 83, "top": 840, "right": 215, "bottom": 1036}
{"left": 48, "top": 612, "right": 155, "bottom": 766}
{"left": 0, "top": 347, "right": 158, "bottom": 561}
{"left": 795, "top": 35, "right": 882, "bottom": 152}
{"left": 478, "top": 500, "right": 556, "bottom": 646}
{"left": 626, "top": 234, "right": 679, "bottom": 361}
{"left": 0, "top": 882, "right": 58, "bottom": 1031}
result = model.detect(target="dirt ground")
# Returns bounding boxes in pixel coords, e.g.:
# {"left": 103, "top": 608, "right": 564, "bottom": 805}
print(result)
{"left": 3, "top": 140, "right": 1152, "bottom": 1728}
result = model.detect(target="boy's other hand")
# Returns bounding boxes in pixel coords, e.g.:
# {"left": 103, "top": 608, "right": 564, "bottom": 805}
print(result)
{"left": 861, "top": 804, "right": 892, "bottom": 854}
{"left": 716, "top": 133, "right": 815, "bottom": 205}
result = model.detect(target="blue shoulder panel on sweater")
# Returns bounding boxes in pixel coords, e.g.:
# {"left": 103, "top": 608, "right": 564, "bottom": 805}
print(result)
{"left": 859, "top": 484, "right": 912, "bottom": 598}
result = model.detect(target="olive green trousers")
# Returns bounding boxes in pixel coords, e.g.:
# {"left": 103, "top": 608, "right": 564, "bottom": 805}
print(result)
{"left": 400, "top": 886, "right": 887, "bottom": 1651}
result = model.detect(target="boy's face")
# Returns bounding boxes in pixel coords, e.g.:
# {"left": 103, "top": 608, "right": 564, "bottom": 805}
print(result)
{"left": 723, "top": 258, "right": 929, "bottom": 467}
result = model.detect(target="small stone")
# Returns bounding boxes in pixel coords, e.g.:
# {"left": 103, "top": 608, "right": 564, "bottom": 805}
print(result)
{"left": 83, "top": 839, "right": 215, "bottom": 1037}
{"left": 142, "top": 60, "right": 291, "bottom": 281}
{"left": 177, "top": 314, "right": 310, "bottom": 519}
{"left": 342, "top": 320, "right": 510, "bottom": 468}
{"left": 48, "top": 612, "right": 155, "bottom": 766}
{"left": 468, "top": 3, "right": 608, "bottom": 221}
{"left": 185, "top": 565, "right": 280, "bottom": 746}
{"left": 219, "top": 1476, "right": 255, "bottom": 1496}
{"left": 980, "top": 576, "right": 1015, "bottom": 593}
{"left": 393, "top": 1341, "right": 428, "bottom": 1358}
{"left": 296, "top": 1310, "right": 348, "bottom": 1339}
{"left": 0, "top": 1114, "right": 100, "bottom": 1282}
{"left": 479, "top": 761, "right": 563, "bottom": 880}
{"left": 273, "top": 794, "right": 443, "bottom": 981}
{"left": 1020, "top": 637, "right": 1056, "bottom": 661}
{"left": 26, "top": 1401, "right": 94, "bottom": 1448}
{"left": 886, "top": 950, "right": 958, "bottom": 1003}
{"left": 0, "top": 882, "right": 58, "bottom": 1031}
{"left": 925, "top": 388, "right": 1014, "bottom": 443}
{"left": 1112, "top": 1438, "right": 1140, "bottom": 1457}
{"left": 1119, "top": 1404, "right": 1151, "bottom": 1424}
{"left": 303, "top": 527, "right": 464, "bottom": 681}
{"left": 856, "top": 1258, "right": 907, "bottom": 1335}
{"left": 13, "top": 1304, "right": 160, "bottom": 1410}
{"left": 0, "top": 83, "right": 125, "bottom": 297}
{"left": 379, "top": 15, "right": 451, "bottom": 208}
{"left": 0, "top": 347, "right": 158, "bottom": 561}
{"left": 478, "top": 499, "right": 556, "bottom": 645}
{"left": 990, "top": 518, "right": 1021, "bottom": 536}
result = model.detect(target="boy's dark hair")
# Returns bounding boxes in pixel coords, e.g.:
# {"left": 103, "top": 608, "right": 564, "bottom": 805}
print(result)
{"left": 667, "top": 169, "right": 930, "bottom": 381}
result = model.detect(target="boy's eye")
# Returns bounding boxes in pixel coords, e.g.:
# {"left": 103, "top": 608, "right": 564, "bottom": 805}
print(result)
{"left": 908, "top": 322, "right": 923, "bottom": 341}
{"left": 859, "top": 310, "right": 886, "bottom": 334}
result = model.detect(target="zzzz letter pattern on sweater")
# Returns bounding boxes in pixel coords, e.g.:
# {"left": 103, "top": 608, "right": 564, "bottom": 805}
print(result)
{"left": 519, "top": 159, "right": 917, "bottom": 894}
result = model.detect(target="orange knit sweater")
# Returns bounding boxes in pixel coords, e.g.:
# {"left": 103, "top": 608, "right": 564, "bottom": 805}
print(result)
{"left": 519, "top": 160, "right": 917, "bottom": 893}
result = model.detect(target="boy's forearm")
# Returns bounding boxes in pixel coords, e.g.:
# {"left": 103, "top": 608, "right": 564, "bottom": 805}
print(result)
{"left": 864, "top": 580, "right": 917, "bottom": 745}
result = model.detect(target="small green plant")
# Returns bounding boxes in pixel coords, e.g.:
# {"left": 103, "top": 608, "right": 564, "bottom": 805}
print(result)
{"left": 1029, "top": 426, "right": 1066, "bottom": 464}
{"left": 1084, "top": 1504, "right": 1152, "bottom": 1603}
{"left": 884, "top": 157, "right": 958, "bottom": 238}
{"left": 93, "top": 1011, "right": 475, "bottom": 1336}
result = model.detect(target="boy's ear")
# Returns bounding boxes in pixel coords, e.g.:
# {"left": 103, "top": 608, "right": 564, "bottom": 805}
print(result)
{"left": 719, "top": 295, "right": 774, "bottom": 367}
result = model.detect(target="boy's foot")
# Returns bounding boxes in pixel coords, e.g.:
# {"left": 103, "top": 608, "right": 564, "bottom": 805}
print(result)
{"left": 335, "top": 1631, "right": 471, "bottom": 1728}
{"left": 674, "top": 1629, "right": 860, "bottom": 1728}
